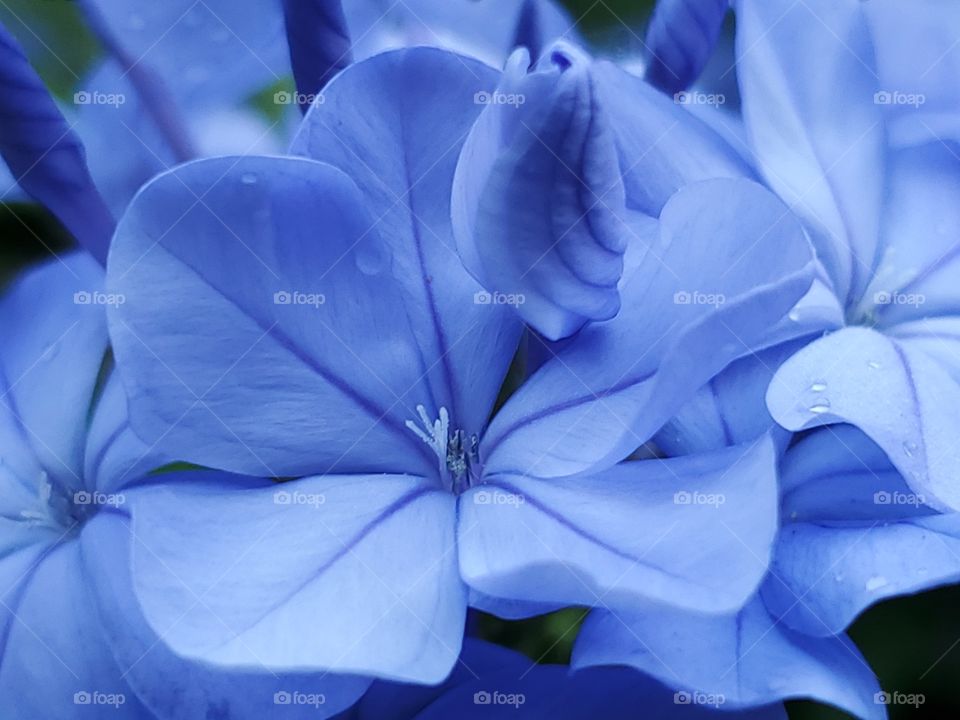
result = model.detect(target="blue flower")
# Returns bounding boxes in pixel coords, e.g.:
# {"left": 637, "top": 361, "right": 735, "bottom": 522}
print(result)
{"left": 0, "top": 256, "right": 376, "bottom": 719}
{"left": 104, "top": 45, "right": 814, "bottom": 688}
{"left": 574, "top": 2, "right": 960, "bottom": 717}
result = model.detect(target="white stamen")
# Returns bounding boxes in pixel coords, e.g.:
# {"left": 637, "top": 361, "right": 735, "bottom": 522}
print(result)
{"left": 405, "top": 404, "right": 450, "bottom": 477}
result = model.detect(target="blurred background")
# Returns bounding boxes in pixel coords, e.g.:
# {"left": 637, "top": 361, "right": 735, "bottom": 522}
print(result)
{"left": 0, "top": 1, "right": 956, "bottom": 717}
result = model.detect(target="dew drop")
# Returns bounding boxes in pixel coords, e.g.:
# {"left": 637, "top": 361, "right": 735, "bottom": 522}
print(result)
{"left": 787, "top": 309, "right": 800, "bottom": 322}
{"left": 808, "top": 399, "right": 831, "bottom": 414}
{"left": 834, "top": 573, "right": 844, "bottom": 583}
{"left": 902, "top": 440, "right": 919, "bottom": 458}
{"left": 354, "top": 245, "right": 390, "bottom": 276}
{"left": 867, "top": 360, "right": 881, "bottom": 370}
{"left": 809, "top": 380, "right": 828, "bottom": 393}
{"left": 239, "top": 173, "right": 258, "bottom": 186}
{"left": 865, "top": 575, "right": 888, "bottom": 591}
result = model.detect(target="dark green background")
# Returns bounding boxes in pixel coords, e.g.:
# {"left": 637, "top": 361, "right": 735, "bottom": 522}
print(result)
{"left": 1, "top": 2, "right": 956, "bottom": 717}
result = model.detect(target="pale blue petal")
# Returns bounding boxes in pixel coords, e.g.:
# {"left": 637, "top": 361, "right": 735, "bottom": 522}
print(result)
{"left": 735, "top": 0, "right": 884, "bottom": 304}
{"left": 767, "top": 326, "right": 960, "bottom": 511}
{"left": 81, "top": 509, "right": 371, "bottom": 720}
{"left": 291, "top": 47, "right": 522, "bottom": 435}
{"left": 482, "top": 178, "right": 815, "bottom": 478}
{"left": 122, "top": 472, "right": 465, "bottom": 682}
{"left": 459, "top": 439, "right": 778, "bottom": 613}
{"left": 574, "top": 598, "right": 883, "bottom": 720}
{"left": 108, "top": 155, "right": 436, "bottom": 477}
{"left": 452, "top": 46, "right": 626, "bottom": 340}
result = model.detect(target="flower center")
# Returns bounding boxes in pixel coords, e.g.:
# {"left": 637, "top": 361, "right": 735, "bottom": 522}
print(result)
{"left": 16, "top": 471, "right": 94, "bottom": 533}
{"left": 405, "top": 405, "right": 480, "bottom": 494}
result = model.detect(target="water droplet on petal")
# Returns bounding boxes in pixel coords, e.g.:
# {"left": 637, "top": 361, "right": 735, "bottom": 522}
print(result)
{"left": 902, "top": 440, "right": 919, "bottom": 458}
{"left": 808, "top": 399, "right": 831, "bottom": 414}
{"left": 787, "top": 309, "right": 800, "bottom": 322}
{"left": 868, "top": 360, "right": 881, "bottom": 369}
{"left": 239, "top": 173, "right": 258, "bottom": 185}
{"left": 865, "top": 575, "right": 888, "bottom": 591}
{"left": 810, "top": 380, "right": 828, "bottom": 392}
{"left": 354, "top": 244, "right": 390, "bottom": 276}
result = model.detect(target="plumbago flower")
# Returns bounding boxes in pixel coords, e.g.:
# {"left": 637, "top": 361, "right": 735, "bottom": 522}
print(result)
{"left": 0, "top": 256, "right": 379, "bottom": 719}
{"left": 574, "top": 1, "right": 960, "bottom": 718}
{"left": 104, "top": 42, "right": 815, "bottom": 699}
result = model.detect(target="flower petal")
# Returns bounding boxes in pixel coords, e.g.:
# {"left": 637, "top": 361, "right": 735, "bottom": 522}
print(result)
{"left": 762, "top": 426, "right": 960, "bottom": 637}
{"left": 0, "top": 23, "right": 114, "bottom": 264}
{"left": 108, "top": 155, "right": 436, "bottom": 477}
{"left": 291, "top": 47, "right": 523, "bottom": 436}
{"left": 452, "top": 46, "right": 626, "bottom": 340}
{"left": 735, "top": 0, "right": 884, "bottom": 304}
{"left": 80, "top": 509, "right": 371, "bottom": 720}
{"left": 482, "top": 178, "right": 815, "bottom": 478}
{"left": 459, "top": 439, "right": 778, "bottom": 614}
{"left": 644, "top": 0, "right": 730, "bottom": 94}
{"left": 281, "top": 0, "right": 351, "bottom": 111}
{"left": 0, "top": 540, "right": 151, "bottom": 719}
{"left": 0, "top": 254, "right": 108, "bottom": 490}
{"left": 767, "top": 326, "right": 960, "bottom": 511}
{"left": 122, "top": 472, "right": 465, "bottom": 682}
{"left": 574, "top": 598, "right": 883, "bottom": 720}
